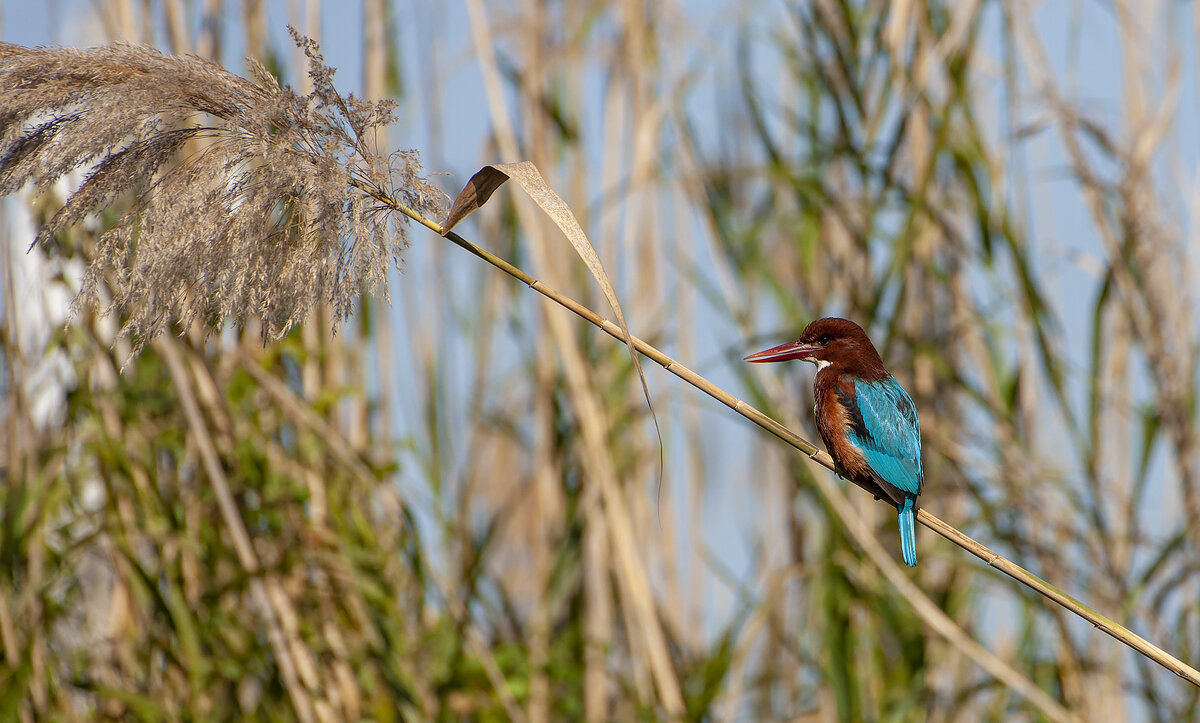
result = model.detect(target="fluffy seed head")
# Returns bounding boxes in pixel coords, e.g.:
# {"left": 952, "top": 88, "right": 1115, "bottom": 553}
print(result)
{"left": 0, "top": 29, "right": 444, "bottom": 355}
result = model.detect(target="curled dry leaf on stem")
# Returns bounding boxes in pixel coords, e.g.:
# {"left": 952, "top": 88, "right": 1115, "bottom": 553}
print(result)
{"left": 0, "top": 28, "right": 445, "bottom": 356}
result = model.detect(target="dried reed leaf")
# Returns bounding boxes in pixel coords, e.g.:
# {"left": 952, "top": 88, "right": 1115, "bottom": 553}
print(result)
{"left": 443, "top": 161, "right": 662, "bottom": 474}
{"left": 0, "top": 30, "right": 444, "bottom": 356}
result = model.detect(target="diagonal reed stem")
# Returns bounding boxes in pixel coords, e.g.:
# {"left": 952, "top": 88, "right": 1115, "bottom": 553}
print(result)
{"left": 382, "top": 197, "right": 1200, "bottom": 692}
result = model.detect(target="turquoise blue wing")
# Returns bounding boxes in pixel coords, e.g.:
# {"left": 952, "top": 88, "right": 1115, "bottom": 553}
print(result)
{"left": 845, "top": 377, "right": 923, "bottom": 497}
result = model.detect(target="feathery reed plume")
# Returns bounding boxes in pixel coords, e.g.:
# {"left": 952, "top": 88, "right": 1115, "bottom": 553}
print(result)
{"left": 0, "top": 29, "right": 443, "bottom": 352}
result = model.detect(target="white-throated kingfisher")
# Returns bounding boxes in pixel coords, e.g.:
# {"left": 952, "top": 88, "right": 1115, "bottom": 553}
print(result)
{"left": 746, "top": 317, "right": 924, "bottom": 567}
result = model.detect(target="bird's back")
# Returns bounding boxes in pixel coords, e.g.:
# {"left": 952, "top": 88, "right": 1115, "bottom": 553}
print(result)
{"left": 815, "top": 371, "right": 922, "bottom": 506}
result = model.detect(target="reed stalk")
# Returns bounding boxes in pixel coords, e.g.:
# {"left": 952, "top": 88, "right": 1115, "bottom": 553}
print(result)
{"left": 385, "top": 195, "right": 1200, "bottom": 694}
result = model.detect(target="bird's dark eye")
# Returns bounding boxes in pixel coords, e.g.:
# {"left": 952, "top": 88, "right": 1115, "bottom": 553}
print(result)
{"left": 817, "top": 335, "right": 831, "bottom": 345}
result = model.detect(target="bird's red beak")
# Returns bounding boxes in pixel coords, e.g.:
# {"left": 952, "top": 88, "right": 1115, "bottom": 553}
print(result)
{"left": 744, "top": 340, "right": 818, "bottom": 363}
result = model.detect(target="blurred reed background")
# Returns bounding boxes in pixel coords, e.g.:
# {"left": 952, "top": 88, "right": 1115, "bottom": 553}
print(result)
{"left": 2, "top": 0, "right": 1199, "bottom": 721}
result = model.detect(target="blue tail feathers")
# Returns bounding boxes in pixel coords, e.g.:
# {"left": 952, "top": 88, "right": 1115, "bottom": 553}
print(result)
{"left": 898, "top": 497, "right": 918, "bottom": 567}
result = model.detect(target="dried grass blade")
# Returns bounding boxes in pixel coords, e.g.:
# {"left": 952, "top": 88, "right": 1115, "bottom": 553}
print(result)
{"left": 443, "top": 161, "right": 664, "bottom": 481}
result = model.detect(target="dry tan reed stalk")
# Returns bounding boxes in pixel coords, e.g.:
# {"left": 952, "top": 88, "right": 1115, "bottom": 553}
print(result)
{"left": 420, "top": 208, "right": 1082, "bottom": 718}
{"left": 383, "top": 194, "right": 1200, "bottom": 697}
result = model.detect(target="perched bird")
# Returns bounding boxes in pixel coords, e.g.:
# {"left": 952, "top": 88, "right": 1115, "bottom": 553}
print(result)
{"left": 746, "top": 317, "right": 924, "bottom": 567}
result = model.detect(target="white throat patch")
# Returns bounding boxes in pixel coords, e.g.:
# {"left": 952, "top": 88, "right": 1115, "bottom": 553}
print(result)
{"left": 807, "top": 358, "right": 831, "bottom": 371}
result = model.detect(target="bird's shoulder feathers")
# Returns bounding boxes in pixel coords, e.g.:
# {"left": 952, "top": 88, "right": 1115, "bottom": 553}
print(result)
{"left": 815, "top": 372, "right": 923, "bottom": 501}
